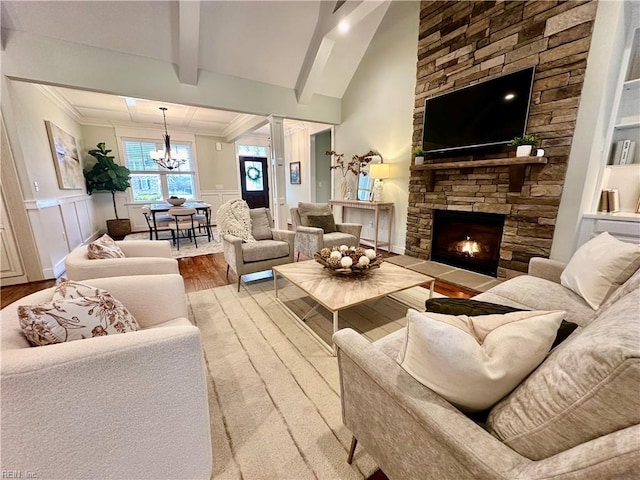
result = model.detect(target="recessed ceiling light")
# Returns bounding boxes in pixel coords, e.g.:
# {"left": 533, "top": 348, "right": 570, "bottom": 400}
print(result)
{"left": 504, "top": 93, "right": 515, "bottom": 101}
{"left": 338, "top": 20, "right": 350, "bottom": 33}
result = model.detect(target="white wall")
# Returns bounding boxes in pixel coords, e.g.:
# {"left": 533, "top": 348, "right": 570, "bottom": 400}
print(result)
{"left": 334, "top": 0, "right": 419, "bottom": 253}
{"left": 285, "top": 128, "right": 311, "bottom": 219}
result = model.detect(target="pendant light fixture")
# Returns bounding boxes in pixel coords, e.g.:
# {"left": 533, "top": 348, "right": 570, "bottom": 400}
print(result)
{"left": 149, "top": 107, "right": 188, "bottom": 170}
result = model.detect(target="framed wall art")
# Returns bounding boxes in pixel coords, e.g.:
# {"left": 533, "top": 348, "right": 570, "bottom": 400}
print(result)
{"left": 289, "top": 161, "right": 301, "bottom": 184}
{"left": 45, "top": 121, "right": 84, "bottom": 189}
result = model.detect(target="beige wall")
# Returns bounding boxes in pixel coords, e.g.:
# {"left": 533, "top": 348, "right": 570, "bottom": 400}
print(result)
{"left": 195, "top": 135, "right": 239, "bottom": 191}
{"left": 5, "top": 80, "right": 86, "bottom": 199}
{"left": 335, "top": 0, "right": 419, "bottom": 253}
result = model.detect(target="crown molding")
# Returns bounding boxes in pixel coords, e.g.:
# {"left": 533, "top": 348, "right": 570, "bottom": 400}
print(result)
{"left": 34, "top": 84, "right": 83, "bottom": 122}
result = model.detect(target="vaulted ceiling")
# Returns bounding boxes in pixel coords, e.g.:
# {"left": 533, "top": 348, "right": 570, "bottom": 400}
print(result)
{"left": 1, "top": 0, "right": 394, "bottom": 138}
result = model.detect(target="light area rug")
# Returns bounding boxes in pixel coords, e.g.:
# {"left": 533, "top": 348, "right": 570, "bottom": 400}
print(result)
{"left": 188, "top": 278, "right": 440, "bottom": 480}
{"left": 124, "top": 231, "right": 223, "bottom": 259}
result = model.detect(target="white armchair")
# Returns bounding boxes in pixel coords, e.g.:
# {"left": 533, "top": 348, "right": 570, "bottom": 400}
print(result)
{"left": 65, "top": 240, "right": 179, "bottom": 280}
{"left": 0, "top": 274, "right": 212, "bottom": 480}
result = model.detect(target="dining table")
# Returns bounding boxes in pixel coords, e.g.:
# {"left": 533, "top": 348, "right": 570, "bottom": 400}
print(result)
{"left": 148, "top": 202, "right": 212, "bottom": 241}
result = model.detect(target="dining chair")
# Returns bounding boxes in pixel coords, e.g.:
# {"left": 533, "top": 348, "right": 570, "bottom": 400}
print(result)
{"left": 168, "top": 208, "right": 200, "bottom": 250}
{"left": 141, "top": 206, "right": 175, "bottom": 242}
{"left": 194, "top": 203, "right": 213, "bottom": 241}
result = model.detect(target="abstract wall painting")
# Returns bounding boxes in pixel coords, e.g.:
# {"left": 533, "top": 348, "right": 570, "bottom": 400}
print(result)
{"left": 45, "top": 121, "right": 84, "bottom": 190}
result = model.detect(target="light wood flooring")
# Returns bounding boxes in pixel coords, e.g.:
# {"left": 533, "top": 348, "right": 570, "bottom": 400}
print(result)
{"left": 1, "top": 252, "right": 475, "bottom": 309}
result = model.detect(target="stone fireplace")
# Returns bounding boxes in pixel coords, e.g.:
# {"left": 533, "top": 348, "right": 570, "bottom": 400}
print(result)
{"left": 432, "top": 210, "right": 505, "bottom": 276}
{"left": 406, "top": 1, "right": 597, "bottom": 279}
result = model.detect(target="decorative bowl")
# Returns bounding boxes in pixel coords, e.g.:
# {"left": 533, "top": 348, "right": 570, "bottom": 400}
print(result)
{"left": 167, "top": 197, "right": 186, "bottom": 206}
{"left": 314, "top": 246, "right": 383, "bottom": 276}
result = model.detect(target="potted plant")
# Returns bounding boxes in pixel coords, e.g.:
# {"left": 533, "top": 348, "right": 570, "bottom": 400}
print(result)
{"left": 412, "top": 146, "right": 426, "bottom": 165}
{"left": 510, "top": 133, "right": 538, "bottom": 157}
{"left": 84, "top": 142, "right": 132, "bottom": 238}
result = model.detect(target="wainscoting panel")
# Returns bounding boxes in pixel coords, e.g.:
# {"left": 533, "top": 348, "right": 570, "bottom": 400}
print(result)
{"left": 200, "top": 190, "right": 242, "bottom": 223}
{"left": 25, "top": 194, "right": 99, "bottom": 279}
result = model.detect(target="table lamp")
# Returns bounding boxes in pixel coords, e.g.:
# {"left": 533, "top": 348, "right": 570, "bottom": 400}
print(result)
{"left": 369, "top": 163, "right": 390, "bottom": 202}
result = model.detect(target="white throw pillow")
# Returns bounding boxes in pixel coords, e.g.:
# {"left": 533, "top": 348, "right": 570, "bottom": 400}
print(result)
{"left": 397, "top": 308, "right": 566, "bottom": 412}
{"left": 560, "top": 232, "right": 640, "bottom": 310}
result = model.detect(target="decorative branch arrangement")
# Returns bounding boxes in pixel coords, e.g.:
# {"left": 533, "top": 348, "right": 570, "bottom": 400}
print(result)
{"left": 326, "top": 150, "right": 383, "bottom": 177}
{"left": 327, "top": 150, "right": 359, "bottom": 178}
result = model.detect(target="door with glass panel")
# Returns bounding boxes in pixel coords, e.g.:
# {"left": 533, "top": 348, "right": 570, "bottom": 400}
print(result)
{"left": 239, "top": 157, "right": 269, "bottom": 209}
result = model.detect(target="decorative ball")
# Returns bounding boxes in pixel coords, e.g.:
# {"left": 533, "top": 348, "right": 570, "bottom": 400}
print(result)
{"left": 339, "top": 245, "right": 349, "bottom": 253}
{"left": 330, "top": 250, "right": 342, "bottom": 260}
{"left": 331, "top": 245, "right": 340, "bottom": 251}
{"left": 328, "top": 257, "right": 342, "bottom": 268}
{"left": 320, "top": 248, "right": 331, "bottom": 258}
{"left": 349, "top": 246, "right": 357, "bottom": 252}
{"left": 340, "top": 256, "right": 353, "bottom": 268}
{"left": 364, "top": 249, "right": 376, "bottom": 260}
{"left": 356, "top": 247, "right": 366, "bottom": 256}
{"left": 358, "top": 256, "right": 370, "bottom": 267}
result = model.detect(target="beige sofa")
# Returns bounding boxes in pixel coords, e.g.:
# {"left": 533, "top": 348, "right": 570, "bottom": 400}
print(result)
{"left": 65, "top": 239, "right": 179, "bottom": 280}
{"left": 334, "top": 258, "right": 640, "bottom": 479}
{"left": 0, "top": 274, "right": 212, "bottom": 479}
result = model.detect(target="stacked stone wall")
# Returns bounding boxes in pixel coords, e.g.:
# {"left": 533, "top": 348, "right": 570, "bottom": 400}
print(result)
{"left": 407, "top": 0, "right": 597, "bottom": 278}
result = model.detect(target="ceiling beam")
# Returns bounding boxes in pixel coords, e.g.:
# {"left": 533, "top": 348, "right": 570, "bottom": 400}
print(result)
{"left": 295, "top": 1, "right": 389, "bottom": 105}
{"left": 178, "top": 0, "right": 200, "bottom": 85}
{"left": 223, "top": 114, "right": 269, "bottom": 143}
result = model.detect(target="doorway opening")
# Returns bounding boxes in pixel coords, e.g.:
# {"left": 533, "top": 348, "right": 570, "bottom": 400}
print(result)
{"left": 311, "top": 129, "right": 332, "bottom": 203}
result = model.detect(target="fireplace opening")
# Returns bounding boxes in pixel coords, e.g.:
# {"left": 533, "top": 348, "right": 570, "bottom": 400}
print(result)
{"left": 431, "top": 210, "right": 505, "bottom": 277}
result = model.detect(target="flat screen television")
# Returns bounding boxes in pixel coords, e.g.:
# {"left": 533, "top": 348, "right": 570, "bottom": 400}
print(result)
{"left": 422, "top": 67, "right": 535, "bottom": 154}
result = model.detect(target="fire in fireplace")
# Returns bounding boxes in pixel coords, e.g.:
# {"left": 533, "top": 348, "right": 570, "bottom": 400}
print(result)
{"left": 431, "top": 210, "right": 505, "bottom": 277}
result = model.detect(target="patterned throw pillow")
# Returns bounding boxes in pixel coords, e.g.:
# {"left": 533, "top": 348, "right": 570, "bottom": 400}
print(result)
{"left": 305, "top": 214, "right": 337, "bottom": 233}
{"left": 87, "top": 234, "right": 126, "bottom": 259}
{"left": 19, "top": 288, "right": 140, "bottom": 347}
{"left": 52, "top": 279, "right": 103, "bottom": 300}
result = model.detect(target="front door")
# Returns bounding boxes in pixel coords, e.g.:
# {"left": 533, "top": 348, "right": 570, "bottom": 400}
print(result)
{"left": 240, "top": 157, "right": 270, "bottom": 209}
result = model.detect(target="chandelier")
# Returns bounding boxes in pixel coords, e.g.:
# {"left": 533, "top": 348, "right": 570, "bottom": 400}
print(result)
{"left": 149, "top": 107, "right": 188, "bottom": 170}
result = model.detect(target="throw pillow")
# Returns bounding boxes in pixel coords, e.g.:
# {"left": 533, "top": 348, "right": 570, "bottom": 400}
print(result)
{"left": 249, "top": 208, "right": 273, "bottom": 240}
{"left": 560, "top": 232, "right": 640, "bottom": 309}
{"left": 424, "top": 298, "right": 577, "bottom": 350}
{"left": 52, "top": 279, "right": 102, "bottom": 301}
{"left": 87, "top": 234, "right": 126, "bottom": 259}
{"left": 305, "top": 214, "right": 337, "bottom": 233}
{"left": 297, "top": 202, "right": 332, "bottom": 227}
{"left": 19, "top": 290, "right": 140, "bottom": 347}
{"left": 397, "top": 308, "right": 566, "bottom": 412}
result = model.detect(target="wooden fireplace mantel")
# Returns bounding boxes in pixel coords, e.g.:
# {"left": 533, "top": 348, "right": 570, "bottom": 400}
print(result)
{"left": 410, "top": 156, "right": 548, "bottom": 192}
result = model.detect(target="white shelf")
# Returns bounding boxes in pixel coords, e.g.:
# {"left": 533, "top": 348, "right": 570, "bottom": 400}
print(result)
{"left": 584, "top": 211, "right": 640, "bottom": 222}
{"left": 613, "top": 121, "right": 640, "bottom": 130}
{"left": 623, "top": 78, "right": 640, "bottom": 90}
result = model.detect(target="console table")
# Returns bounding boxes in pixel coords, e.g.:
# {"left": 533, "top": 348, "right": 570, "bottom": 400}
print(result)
{"left": 329, "top": 200, "right": 394, "bottom": 252}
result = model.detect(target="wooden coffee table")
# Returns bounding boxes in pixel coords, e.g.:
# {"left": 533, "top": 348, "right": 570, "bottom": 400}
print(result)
{"left": 272, "top": 260, "right": 434, "bottom": 354}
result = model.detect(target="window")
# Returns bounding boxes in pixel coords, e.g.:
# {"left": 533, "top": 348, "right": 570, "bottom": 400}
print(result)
{"left": 238, "top": 144, "right": 268, "bottom": 157}
{"left": 122, "top": 139, "right": 196, "bottom": 202}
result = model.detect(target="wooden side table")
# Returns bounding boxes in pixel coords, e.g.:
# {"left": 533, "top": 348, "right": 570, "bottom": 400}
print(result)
{"left": 328, "top": 200, "right": 394, "bottom": 252}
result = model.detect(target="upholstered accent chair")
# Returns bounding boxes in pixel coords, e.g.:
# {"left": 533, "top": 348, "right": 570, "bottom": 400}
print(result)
{"left": 65, "top": 240, "right": 179, "bottom": 280}
{"left": 0, "top": 274, "right": 212, "bottom": 479}
{"left": 223, "top": 207, "right": 295, "bottom": 291}
{"left": 291, "top": 202, "right": 362, "bottom": 261}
